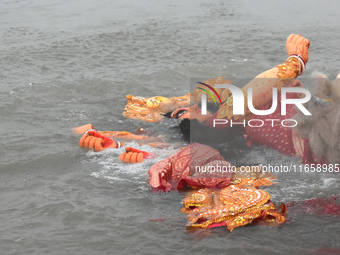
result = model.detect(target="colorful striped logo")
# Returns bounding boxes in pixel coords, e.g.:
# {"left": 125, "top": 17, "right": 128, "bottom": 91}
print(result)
{"left": 196, "top": 82, "right": 223, "bottom": 106}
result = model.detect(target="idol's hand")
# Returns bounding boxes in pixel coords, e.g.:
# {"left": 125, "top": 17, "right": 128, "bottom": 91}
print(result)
{"left": 79, "top": 130, "right": 118, "bottom": 151}
{"left": 119, "top": 147, "right": 151, "bottom": 163}
{"left": 286, "top": 34, "right": 310, "bottom": 64}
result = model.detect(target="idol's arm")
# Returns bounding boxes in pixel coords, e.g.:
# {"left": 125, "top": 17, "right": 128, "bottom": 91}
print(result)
{"left": 72, "top": 124, "right": 149, "bottom": 140}
{"left": 243, "top": 34, "right": 309, "bottom": 108}
{"left": 209, "top": 34, "right": 310, "bottom": 124}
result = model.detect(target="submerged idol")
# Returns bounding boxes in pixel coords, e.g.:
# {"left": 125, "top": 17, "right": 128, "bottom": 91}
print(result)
{"left": 73, "top": 34, "right": 339, "bottom": 231}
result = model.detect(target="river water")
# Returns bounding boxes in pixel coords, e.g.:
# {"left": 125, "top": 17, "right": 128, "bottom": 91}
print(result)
{"left": 1, "top": 0, "right": 339, "bottom": 254}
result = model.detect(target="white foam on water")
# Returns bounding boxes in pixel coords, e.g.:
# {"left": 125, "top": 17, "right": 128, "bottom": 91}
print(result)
{"left": 85, "top": 141, "right": 184, "bottom": 186}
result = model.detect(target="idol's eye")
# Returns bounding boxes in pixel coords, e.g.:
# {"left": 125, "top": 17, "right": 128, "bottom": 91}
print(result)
{"left": 174, "top": 109, "right": 187, "bottom": 119}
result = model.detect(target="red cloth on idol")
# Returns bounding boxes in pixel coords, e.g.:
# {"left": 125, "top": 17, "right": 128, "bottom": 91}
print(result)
{"left": 205, "top": 93, "right": 326, "bottom": 164}
{"left": 147, "top": 143, "right": 233, "bottom": 191}
{"left": 245, "top": 95, "right": 297, "bottom": 157}
{"left": 245, "top": 94, "right": 325, "bottom": 164}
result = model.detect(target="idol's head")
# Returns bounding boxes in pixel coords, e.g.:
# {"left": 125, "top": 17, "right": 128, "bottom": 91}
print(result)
{"left": 169, "top": 102, "right": 220, "bottom": 122}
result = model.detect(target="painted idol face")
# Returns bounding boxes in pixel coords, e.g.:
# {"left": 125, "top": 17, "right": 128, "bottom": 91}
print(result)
{"left": 171, "top": 104, "right": 212, "bottom": 122}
